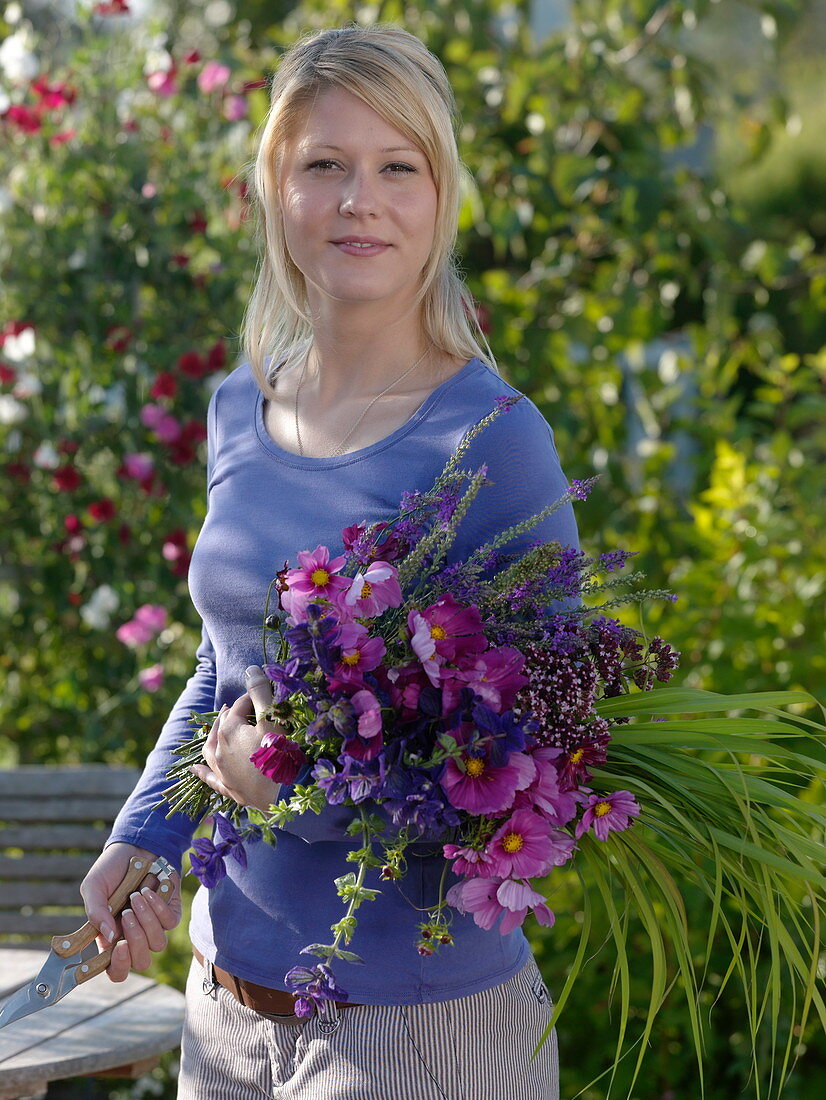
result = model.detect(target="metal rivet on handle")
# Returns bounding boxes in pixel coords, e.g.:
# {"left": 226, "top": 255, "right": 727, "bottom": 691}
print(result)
{"left": 36, "top": 984, "right": 50, "bottom": 997}
{"left": 62, "top": 940, "right": 71, "bottom": 949}
{"left": 134, "top": 860, "right": 143, "bottom": 869}
{"left": 81, "top": 964, "right": 89, "bottom": 974}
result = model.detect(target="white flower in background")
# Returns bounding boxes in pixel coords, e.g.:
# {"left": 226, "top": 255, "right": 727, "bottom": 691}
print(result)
{"left": 0, "top": 87, "right": 10, "bottom": 115}
{"left": 2, "top": 325, "right": 35, "bottom": 362}
{"left": 4, "top": 4, "right": 23, "bottom": 26}
{"left": 80, "top": 585, "right": 120, "bottom": 630}
{"left": 33, "top": 442, "right": 60, "bottom": 469}
{"left": 87, "top": 381, "right": 126, "bottom": 417}
{"left": 0, "top": 395, "right": 27, "bottom": 425}
{"left": 143, "top": 47, "right": 174, "bottom": 76}
{"left": 12, "top": 371, "right": 42, "bottom": 399}
{"left": 0, "top": 28, "right": 39, "bottom": 84}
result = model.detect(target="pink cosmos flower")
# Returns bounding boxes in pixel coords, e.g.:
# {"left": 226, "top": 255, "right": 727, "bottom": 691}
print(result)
{"left": 197, "top": 61, "right": 231, "bottom": 94}
{"left": 442, "top": 843, "right": 494, "bottom": 879}
{"left": 134, "top": 604, "right": 167, "bottom": 633}
{"left": 342, "top": 562, "right": 402, "bottom": 618}
{"left": 342, "top": 689, "right": 384, "bottom": 761}
{"left": 575, "top": 790, "right": 640, "bottom": 841}
{"left": 495, "top": 879, "right": 556, "bottom": 934}
{"left": 441, "top": 748, "right": 535, "bottom": 816}
{"left": 147, "top": 69, "right": 178, "bottom": 97}
{"left": 138, "top": 664, "right": 164, "bottom": 692}
{"left": 140, "top": 403, "right": 182, "bottom": 443}
{"left": 333, "top": 622, "right": 386, "bottom": 684}
{"left": 485, "top": 809, "right": 574, "bottom": 879}
{"left": 116, "top": 620, "right": 153, "bottom": 647}
{"left": 384, "top": 663, "right": 427, "bottom": 718}
{"left": 511, "top": 747, "right": 581, "bottom": 826}
{"left": 223, "top": 95, "right": 248, "bottom": 121}
{"left": 281, "top": 545, "right": 349, "bottom": 621}
{"left": 445, "top": 876, "right": 554, "bottom": 935}
{"left": 123, "top": 452, "right": 154, "bottom": 480}
{"left": 250, "top": 730, "right": 306, "bottom": 784}
{"left": 407, "top": 610, "right": 441, "bottom": 687}
{"left": 352, "top": 688, "right": 382, "bottom": 740}
{"left": 418, "top": 594, "right": 486, "bottom": 662}
{"left": 442, "top": 646, "right": 527, "bottom": 713}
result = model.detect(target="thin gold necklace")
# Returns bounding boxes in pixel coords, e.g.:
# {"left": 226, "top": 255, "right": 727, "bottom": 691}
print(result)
{"left": 294, "top": 346, "right": 431, "bottom": 458}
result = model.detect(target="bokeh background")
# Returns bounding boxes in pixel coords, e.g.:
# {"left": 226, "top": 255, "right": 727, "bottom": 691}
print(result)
{"left": 1, "top": 0, "right": 824, "bottom": 1096}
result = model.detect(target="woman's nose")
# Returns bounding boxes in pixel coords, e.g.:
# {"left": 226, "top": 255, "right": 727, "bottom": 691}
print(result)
{"left": 339, "top": 171, "right": 378, "bottom": 217}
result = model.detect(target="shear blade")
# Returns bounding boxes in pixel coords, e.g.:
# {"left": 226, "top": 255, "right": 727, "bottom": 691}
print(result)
{"left": 0, "top": 945, "right": 92, "bottom": 1029}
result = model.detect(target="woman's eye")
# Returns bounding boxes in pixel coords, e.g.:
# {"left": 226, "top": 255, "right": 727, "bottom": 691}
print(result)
{"left": 306, "top": 159, "right": 340, "bottom": 173}
{"left": 384, "top": 162, "right": 416, "bottom": 175}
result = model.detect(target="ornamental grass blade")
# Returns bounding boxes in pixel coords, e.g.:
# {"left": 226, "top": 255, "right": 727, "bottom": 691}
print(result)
{"left": 552, "top": 684, "right": 826, "bottom": 1098}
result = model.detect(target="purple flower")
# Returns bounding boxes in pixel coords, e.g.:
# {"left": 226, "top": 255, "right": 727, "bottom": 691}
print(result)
{"left": 313, "top": 755, "right": 386, "bottom": 804}
{"left": 213, "top": 813, "right": 249, "bottom": 870}
{"left": 188, "top": 813, "right": 253, "bottom": 887}
{"left": 599, "top": 549, "right": 636, "bottom": 573}
{"left": 284, "top": 961, "right": 349, "bottom": 1018}
{"left": 575, "top": 790, "right": 640, "bottom": 841}
{"left": 380, "top": 766, "right": 460, "bottom": 835}
{"left": 188, "top": 837, "right": 228, "bottom": 889}
{"left": 568, "top": 477, "right": 597, "bottom": 501}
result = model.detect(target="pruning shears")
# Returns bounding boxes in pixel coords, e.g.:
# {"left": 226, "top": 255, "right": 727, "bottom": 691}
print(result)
{"left": 0, "top": 854, "right": 175, "bottom": 1029}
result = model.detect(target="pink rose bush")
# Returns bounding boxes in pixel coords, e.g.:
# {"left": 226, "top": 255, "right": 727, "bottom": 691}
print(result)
{"left": 164, "top": 399, "right": 678, "bottom": 1017}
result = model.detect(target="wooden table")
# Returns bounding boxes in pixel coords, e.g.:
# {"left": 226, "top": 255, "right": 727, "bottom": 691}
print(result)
{"left": 0, "top": 950, "right": 185, "bottom": 1100}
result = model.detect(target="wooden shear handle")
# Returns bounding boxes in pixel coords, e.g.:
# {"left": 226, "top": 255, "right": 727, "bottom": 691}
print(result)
{"left": 50, "top": 854, "right": 169, "bottom": 963}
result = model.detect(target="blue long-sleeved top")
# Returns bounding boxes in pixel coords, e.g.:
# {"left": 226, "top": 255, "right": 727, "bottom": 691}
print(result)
{"left": 107, "top": 356, "right": 579, "bottom": 1004}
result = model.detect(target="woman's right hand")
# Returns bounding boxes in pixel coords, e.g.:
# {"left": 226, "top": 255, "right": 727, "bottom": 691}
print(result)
{"left": 79, "top": 842, "right": 182, "bottom": 983}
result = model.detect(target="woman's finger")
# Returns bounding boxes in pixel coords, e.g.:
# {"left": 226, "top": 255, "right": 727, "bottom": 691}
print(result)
{"left": 120, "top": 908, "right": 151, "bottom": 972}
{"left": 107, "top": 939, "right": 132, "bottom": 983}
{"left": 245, "top": 665, "right": 274, "bottom": 723}
{"left": 128, "top": 890, "right": 169, "bottom": 954}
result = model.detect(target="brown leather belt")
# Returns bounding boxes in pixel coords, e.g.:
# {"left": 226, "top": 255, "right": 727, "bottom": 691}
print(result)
{"left": 192, "top": 945, "right": 358, "bottom": 1016}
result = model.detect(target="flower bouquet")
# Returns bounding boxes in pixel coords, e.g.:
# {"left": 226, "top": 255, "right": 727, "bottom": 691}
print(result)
{"left": 163, "top": 397, "right": 826, "bottom": 1096}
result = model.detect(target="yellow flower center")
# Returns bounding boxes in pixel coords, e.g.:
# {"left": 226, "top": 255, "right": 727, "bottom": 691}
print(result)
{"left": 342, "top": 652, "right": 361, "bottom": 666}
{"left": 465, "top": 757, "right": 485, "bottom": 778}
{"left": 360, "top": 581, "right": 372, "bottom": 599}
{"left": 569, "top": 749, "right": 584, "bottom": 764}
{"left": 502, "top": 832, "right": 524, "bottom": 853}
{"left": 594, "top": 800, "right": 612, "bottom": 817}
{"left": 430, "top": 624, "right": 447, "bottom": 640}
{"left": 310, "top": 568, "right": 330, "bottom": 587}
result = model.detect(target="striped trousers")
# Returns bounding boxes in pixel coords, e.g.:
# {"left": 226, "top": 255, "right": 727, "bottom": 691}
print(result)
{"left": 177, "top": 955, "right": 560, "bottom": 1099}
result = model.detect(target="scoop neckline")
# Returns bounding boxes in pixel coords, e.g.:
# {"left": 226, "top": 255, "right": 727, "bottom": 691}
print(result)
{"left": 254, "top": 356, "right": 484, "bottom": 469}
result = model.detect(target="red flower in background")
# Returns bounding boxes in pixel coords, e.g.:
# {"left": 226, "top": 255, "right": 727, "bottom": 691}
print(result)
{"left": 150, "top": 372, "right": 178, "bottom": 399}
{"left": 105, "top": 325, "right": 133, "bottom": 352}
{"left": 94, "top": 0, "right": 131, "bottom": 13}
{"left": 53, "top": 465, "right": 82, "bottom": 492}
{"left": 88, "top": 498, "right": 116, "bottom": 522}
{"left": 177, "top": 351, "right": 207, "bottom": 378}
{"left": 188, "top": 210, "right": 208, "bottom": 234}
{"left": 31, "top": 78, "right": 76, "bottom": 111}
{"left": 7, "top": 462, "right": 31, "bottom": 484}
{"left": 0, "top": 363, "right": 15, "bottom": 385}
{"left": 3, "top": 105, "right": 42, "bottom": 133}
{"left": 50, "top": 130, "right": 77, "bottom": 147}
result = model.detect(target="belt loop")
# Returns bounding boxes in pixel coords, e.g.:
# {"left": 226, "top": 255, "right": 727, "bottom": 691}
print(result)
{"left": 316, "top": 999, "right": 341, "bottom": 1035}
{"left": 202, "top": 957, "right": 218, "bottom": 998}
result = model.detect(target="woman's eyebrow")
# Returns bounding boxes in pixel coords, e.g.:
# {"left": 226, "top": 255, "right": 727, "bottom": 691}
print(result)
{"left": 301, "top": 142, "right": 422, "bottom": 155}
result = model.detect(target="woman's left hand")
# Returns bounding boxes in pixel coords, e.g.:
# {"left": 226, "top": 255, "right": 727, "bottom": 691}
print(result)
{"left": 191, "top": 666, "right": 283, "bottom": 812}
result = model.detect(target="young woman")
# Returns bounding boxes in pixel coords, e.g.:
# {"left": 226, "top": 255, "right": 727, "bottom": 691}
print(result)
{"left": 81, "top": 24, "right": 578, "bottom": 1099}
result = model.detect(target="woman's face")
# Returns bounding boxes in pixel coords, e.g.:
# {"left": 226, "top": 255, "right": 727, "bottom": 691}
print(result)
{"left": 277, "top": 86, "right": 438, "bottom": 318}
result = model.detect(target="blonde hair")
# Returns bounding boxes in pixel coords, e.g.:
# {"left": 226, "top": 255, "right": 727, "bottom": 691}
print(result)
{"left": 239, "top": 24, "right": 494, "bottom": 396}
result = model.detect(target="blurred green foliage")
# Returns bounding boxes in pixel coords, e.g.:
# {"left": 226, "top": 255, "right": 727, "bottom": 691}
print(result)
{"left": 0, "top": 1, "right": 823, "bottom": 1098}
